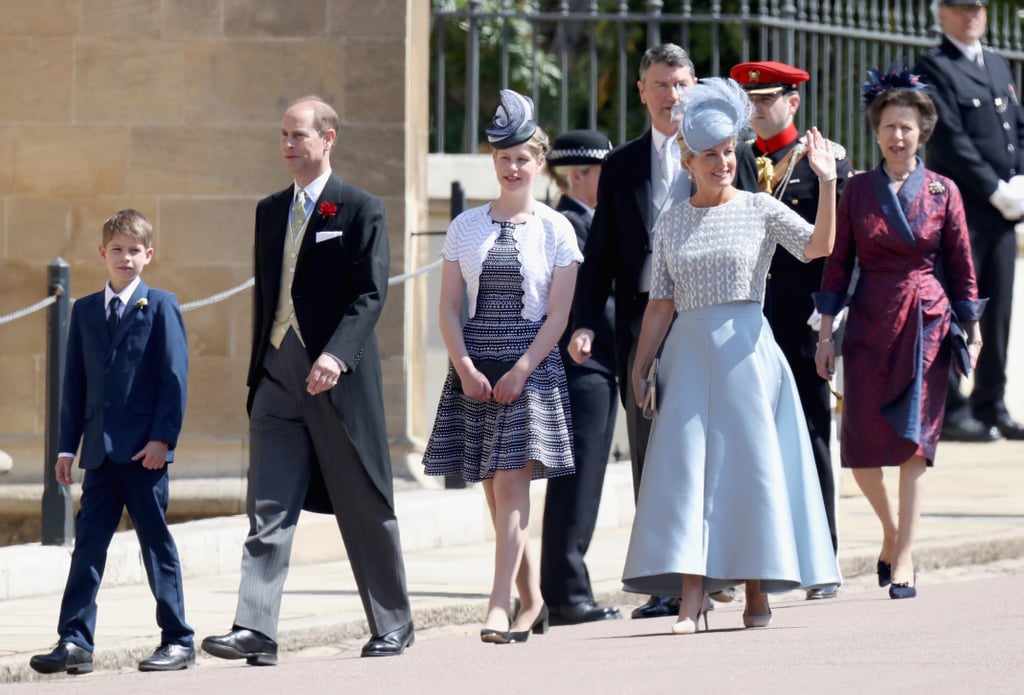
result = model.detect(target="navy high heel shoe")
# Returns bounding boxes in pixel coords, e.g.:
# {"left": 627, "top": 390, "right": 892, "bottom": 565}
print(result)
{"left": 877, "top": 559, "right": 892, "bottom": 588}
{"left": 888, "top": 572, "right": 916, "bottom": 599}
{"left": 506, "top": 604, "right": 549, "bottom": 643}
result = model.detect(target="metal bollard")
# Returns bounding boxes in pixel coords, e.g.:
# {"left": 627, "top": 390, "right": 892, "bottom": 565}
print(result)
{"left": 445, "top": 182, "right": 468, "bottom": 490}
{"left": 41, "top": 258, "right": 73, "bottom": 545}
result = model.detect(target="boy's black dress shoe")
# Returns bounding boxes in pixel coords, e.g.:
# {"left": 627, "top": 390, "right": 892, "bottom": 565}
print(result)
{"left": 981, "top": 413, "right": 1024, "bottom": 440}
{"left": 138, "top": 643, "right": 195, "bottom": 671}
{"left": 201, "top": 627, "right": 277, "bottom": 665}
{"left": 361, "top": 622, "right": 414, "bottom": 657}
{"left": 29, "top": 641, "right": 93, "bottom": 675}
{"left": 630, "top": 595, "right": 681, "bottom": 619}
{"left": 940, "top": 418, "right": 1000, "bottom": 442}
{"left": 549, "top": 600, "right": 622, "bottom": 625}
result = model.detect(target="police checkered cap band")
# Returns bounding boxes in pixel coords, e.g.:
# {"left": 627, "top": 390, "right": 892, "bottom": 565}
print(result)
{"left": 548, "top": 147, "right": 611, "bottom": 162}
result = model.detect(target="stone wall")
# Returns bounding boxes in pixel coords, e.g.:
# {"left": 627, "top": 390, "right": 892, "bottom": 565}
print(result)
{"left": 0, "top": 0, "right": 428, "bottom": 482}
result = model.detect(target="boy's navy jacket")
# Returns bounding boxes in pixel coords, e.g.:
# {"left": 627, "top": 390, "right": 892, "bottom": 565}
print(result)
{"left": 58, "top": 281, "right": 188, "bottom": 468}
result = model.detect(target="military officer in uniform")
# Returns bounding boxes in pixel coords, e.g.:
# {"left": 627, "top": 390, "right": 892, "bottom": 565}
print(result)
{"left": 731, "top": 61, "right": 854, "bottom": 599}
{"left": 915, "top": 0, "right": 1024, "bottom": 442}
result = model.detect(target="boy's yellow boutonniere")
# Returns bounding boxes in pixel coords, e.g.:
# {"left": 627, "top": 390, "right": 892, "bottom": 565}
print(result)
{"left": 928, "top": 182, "right": 945, "bottom": 195}
{"left": 135, "top": 297, "right": 148, "bottom": 310}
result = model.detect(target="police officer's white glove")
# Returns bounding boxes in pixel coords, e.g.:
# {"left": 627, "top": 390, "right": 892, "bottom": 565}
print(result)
{"left": 989, "top": 179, "right": 1024, "bottom": 220}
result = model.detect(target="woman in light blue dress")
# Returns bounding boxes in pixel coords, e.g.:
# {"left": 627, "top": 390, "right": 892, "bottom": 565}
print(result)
{"left": 623, "top": 78, "right": 842, "bottom": 634}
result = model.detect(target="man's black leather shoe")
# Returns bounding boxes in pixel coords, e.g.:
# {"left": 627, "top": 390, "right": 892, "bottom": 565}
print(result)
{"left": 981, "top": 413, "right": 1024, "bottom": 441}
{"left": 940, "top": 418, "right": 1000, "bottom": 442}
{"left": 29, "top": 641, "right": 93, "bottom": 675}
{"left": 201, "top": 627, "right": 277, "bottom": 666}
{"left": 361, "top": 622, "right": 414, "bottom": 657}
{"left": 630, "top": 595, "right": 680, "bottom": 619}
{"left": 138, "top": 643, "right": 195, "bottom": 671}
{"left": 805, "top": 584, "right": 839, "bottom": 600}
{"left": 549, "top": 601, "right": 622, "bottom": 625}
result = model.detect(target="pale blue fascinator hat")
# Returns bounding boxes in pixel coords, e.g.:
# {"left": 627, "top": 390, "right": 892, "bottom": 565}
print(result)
{"left": 486, "top": 89, "right": 538, "bottom": 149}
{"left": 677, "top": 77, "right": 754, "bottom": 153}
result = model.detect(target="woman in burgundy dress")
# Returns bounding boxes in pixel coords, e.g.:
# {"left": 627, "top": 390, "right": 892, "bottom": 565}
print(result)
{"left": 814, "top": 69, "right": 986, "bottom": 599}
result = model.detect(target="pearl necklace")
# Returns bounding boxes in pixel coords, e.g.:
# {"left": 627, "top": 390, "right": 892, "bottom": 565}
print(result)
{"left": 884, "top": 163, "right": 913, "bottom": 183}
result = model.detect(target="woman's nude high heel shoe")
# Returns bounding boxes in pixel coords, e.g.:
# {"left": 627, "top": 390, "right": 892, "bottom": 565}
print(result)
{"left": 742, "top": 596, "right": 773, "bottom": 628}
{"left": 671, "top": 595, "right": 711, "bottom": 635}
{"left": 742, "top": 610, "right": 773, "bottom": 628}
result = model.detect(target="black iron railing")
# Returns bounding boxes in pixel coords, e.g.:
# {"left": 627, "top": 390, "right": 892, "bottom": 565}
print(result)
{"left": 431, "top": 0, "right": 1024, "bottom": 169}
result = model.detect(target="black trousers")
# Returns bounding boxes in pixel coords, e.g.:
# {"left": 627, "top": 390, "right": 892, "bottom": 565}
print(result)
{"left": 946, "top": 226, "right": 1017, "bottom": 423}
{"left": 787, "top": 350, "right": 838, "bottom": 553}
{"left": 541, "top": 367, "right": 618, "bottom": 607}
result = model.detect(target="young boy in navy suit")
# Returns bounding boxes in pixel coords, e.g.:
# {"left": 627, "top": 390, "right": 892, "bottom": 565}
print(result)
{"left": 30, "top": 209, "right": 194, "bottom": 675}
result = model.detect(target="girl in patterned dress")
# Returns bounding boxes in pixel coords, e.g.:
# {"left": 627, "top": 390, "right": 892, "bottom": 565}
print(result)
{"left": 423, "top": 90, "right": 582, "bottom": 643}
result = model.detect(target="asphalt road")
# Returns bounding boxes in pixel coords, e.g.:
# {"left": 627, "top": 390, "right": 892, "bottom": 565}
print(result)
{"left": 10, "top": 558, "right": 1022, "bottom": 695}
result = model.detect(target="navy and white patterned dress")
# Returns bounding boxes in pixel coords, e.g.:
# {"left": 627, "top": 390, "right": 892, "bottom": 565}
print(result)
{"left": 423, "top": 202, "right": 582, "bottom": 482}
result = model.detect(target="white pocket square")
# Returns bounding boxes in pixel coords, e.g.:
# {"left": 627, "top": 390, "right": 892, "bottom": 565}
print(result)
{"left": 315, "top": 230, "right": 344, "bottom": 243}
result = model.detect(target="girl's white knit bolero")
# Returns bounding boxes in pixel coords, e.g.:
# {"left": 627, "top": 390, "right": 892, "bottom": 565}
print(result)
{"left": 441, "top": 202, "right": 583, "bottom": 321}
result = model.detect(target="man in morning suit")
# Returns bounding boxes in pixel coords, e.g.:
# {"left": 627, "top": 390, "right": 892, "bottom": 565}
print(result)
{"left": 915, "top": 0, "right": 1024, "bottom": 442}
{"left": 202, "top": 96, "right": 413, "bottom": 664}
{"left": 541, "top": 129, "right": 623, "bottom": 625}
{"left": 567, "top": 44, "right": 759, "bottom": 619}
{"left": 30, "top": 209, "right": 193, "bottom": 675}
{"left": 731, "top": 61, "right": 855, "bottom": 599}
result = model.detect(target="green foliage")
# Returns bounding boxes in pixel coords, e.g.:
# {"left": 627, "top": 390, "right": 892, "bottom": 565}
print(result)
{"left": 430, "top": 1, "right": 760, "bottom": 151}
{"left": 431, "top": 1, "right": 564, "bottom": 152}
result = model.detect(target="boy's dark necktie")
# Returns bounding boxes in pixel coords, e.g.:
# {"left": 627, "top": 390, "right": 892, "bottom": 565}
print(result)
{"left": 108, "top": 297, "right": 121, "bottom": 337}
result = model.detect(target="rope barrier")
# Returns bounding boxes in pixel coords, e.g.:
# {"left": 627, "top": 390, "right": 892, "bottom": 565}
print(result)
{"left": 179, "top": 278, "right": 255, "bottom": 313}
{"left": 387, "top": 258, "right": 443, "bottom": 286}
{"left": 0, "top": 258, "right": 444, "bottom": 325}
{"left": 0, "top": 296, "right": 57, "bottom": 326}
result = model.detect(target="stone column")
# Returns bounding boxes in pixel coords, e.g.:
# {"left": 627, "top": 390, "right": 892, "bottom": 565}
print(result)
{"left": 331, "top": 1, "right": 431, "bottom": 479}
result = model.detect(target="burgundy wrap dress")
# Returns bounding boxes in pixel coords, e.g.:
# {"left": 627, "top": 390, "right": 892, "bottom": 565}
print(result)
{"left": 814, "top": 162, "right": 986, "bottom": 467}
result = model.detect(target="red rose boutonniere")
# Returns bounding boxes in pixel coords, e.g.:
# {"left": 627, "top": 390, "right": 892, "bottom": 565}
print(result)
{"left": 318, "top": 201, "right": 338, "bottom": 219}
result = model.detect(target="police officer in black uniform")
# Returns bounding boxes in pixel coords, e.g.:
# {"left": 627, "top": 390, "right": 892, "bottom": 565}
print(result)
{"left": 915, "top": 0, "right": 1024, "bottom": 442}
{"left": 731, "top": 61, "right": 854, "bottom": 599}
{"left": 540, "top": 130, "right": 623, "bottom": 625}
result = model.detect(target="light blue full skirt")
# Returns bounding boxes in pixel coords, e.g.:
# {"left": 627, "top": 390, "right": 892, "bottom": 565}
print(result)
{"left": 622, "top": 302, "right": 841, "bottom": 596}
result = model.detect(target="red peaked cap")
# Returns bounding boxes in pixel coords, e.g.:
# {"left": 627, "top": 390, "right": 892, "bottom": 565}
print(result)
{"left": 730, "top": 61, "right": 810, "bottom": 95}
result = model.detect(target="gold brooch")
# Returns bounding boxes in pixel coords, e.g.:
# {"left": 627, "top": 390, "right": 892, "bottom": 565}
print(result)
{"left": 928, "top": 182, "right": 945, "bottom": 194}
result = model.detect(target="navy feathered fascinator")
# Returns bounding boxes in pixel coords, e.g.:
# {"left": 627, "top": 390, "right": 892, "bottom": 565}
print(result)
{"left": 861, "top": 66, "right": 926, "bottom": 108}
{"left": 486, "top": 89, "right": 538, "bottom": 149}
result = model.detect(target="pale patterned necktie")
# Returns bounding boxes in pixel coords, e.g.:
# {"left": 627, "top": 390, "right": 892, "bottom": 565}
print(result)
{"left": 290, "top": 189, "right": 307, "bottom": 242}
{"left": 661, "top": 136, "right": 675, "bottom": 190}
